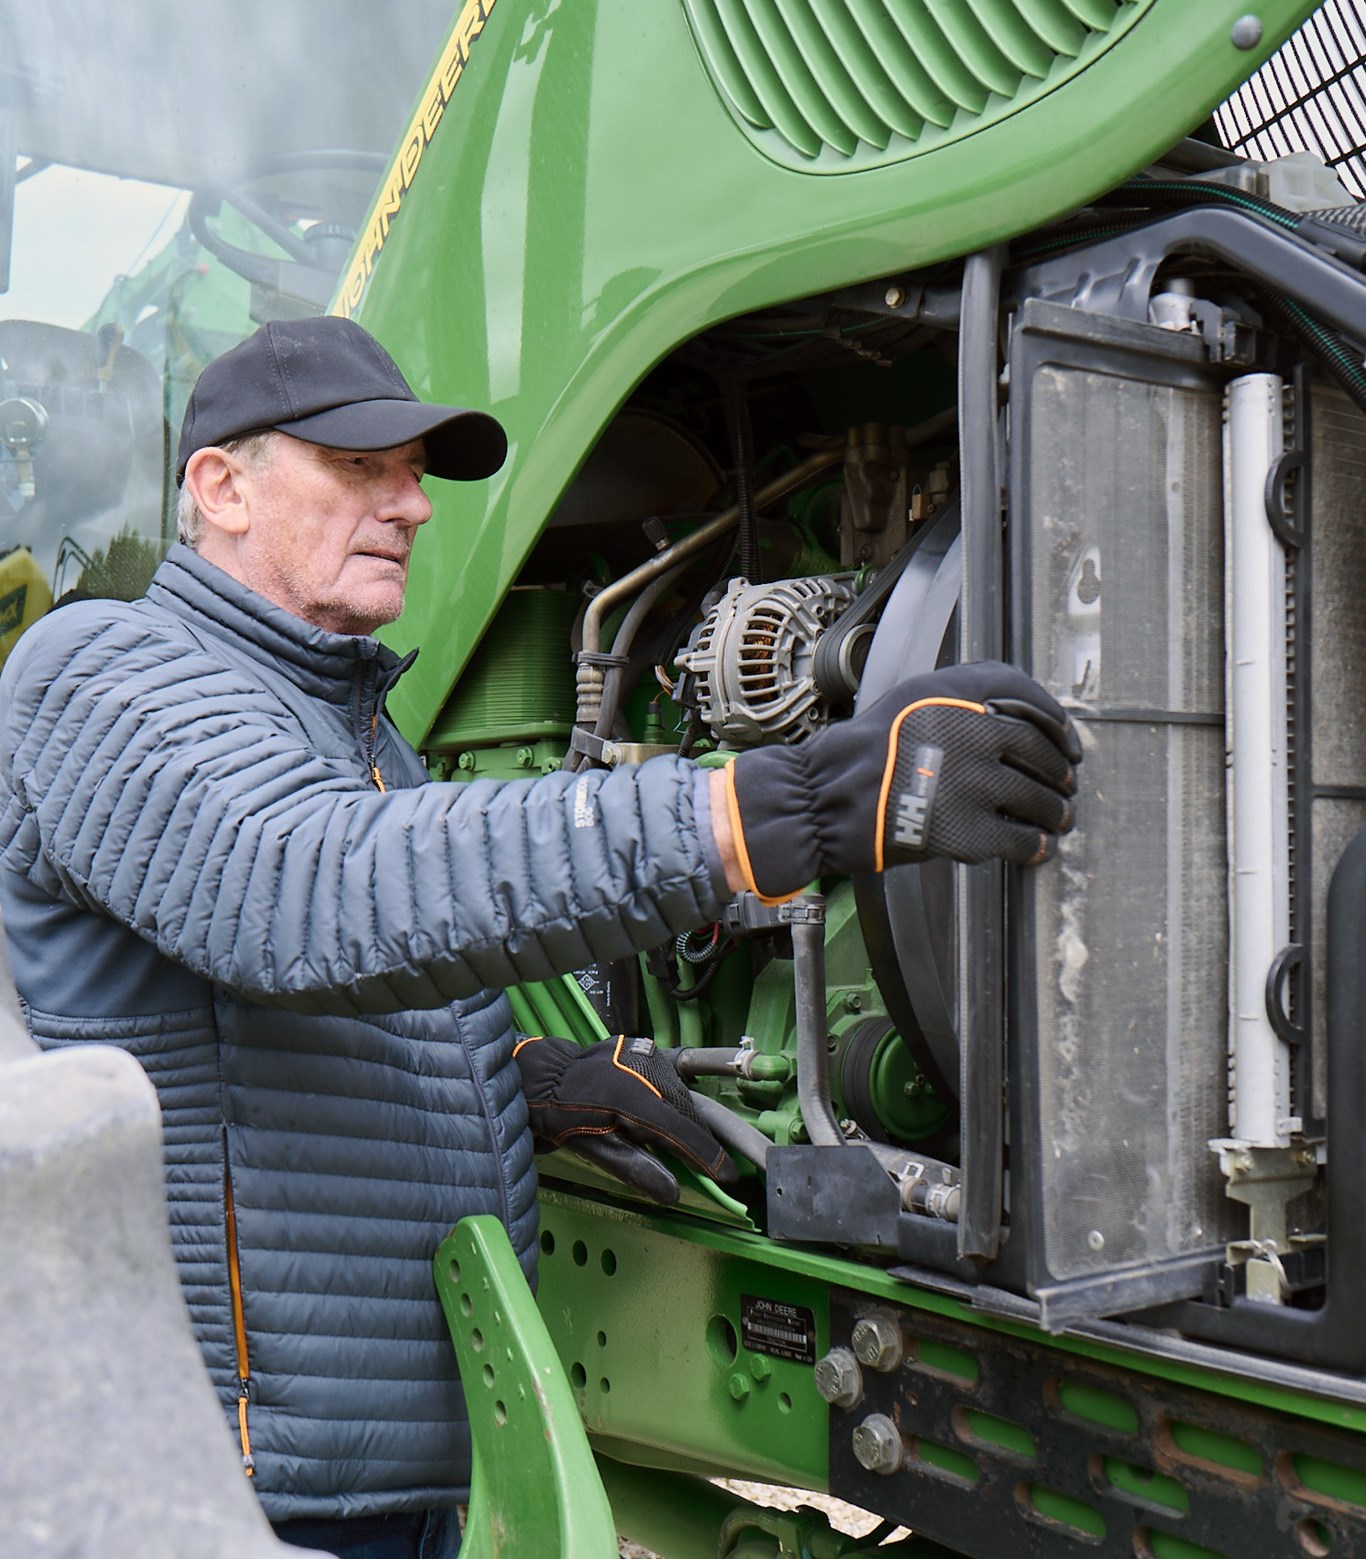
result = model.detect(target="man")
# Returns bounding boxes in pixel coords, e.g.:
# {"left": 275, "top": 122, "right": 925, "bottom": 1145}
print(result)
{"left": 0, "top": 317, "right": 1080, "bottom": 1556}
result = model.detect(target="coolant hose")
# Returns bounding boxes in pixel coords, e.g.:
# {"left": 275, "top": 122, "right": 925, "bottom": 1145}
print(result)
{"left": 691, "top": 1092, "right": 771, "bottom": 1171}
{"left": 1270, "top": 292, "right": 1366, "bottom": 414}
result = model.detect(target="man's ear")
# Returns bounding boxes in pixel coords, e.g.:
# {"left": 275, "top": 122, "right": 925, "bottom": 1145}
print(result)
{"left": 183, "top": 448, "right": 251, "bottom": 538}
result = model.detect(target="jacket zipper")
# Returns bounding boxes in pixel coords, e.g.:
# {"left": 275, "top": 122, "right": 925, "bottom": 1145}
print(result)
{"left": 368, "top": 712, "right": 386, "bottom": 792}
{"left": 223, "top": 1160, "right": 255, "bottom": 1477}
{"left": 355, "top": 660, "right": 386, "bottom": 792}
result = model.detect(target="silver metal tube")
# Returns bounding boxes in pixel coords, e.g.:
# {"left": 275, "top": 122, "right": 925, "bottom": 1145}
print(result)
{"left": 673, "top": 1047, "right": 748, "bottom": 1079}
{"left": 787, "top": 899, "right": 846, "bottom": 1148}
{"left": 579, "top": 446, "right": 846, "bottom": 660}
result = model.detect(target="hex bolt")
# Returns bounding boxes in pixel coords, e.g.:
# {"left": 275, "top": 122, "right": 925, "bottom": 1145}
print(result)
{"left": 851, "top": 1316, "right": 903, "bottom": 1373}
{"left": 1231, "top": 14, "right": 1262, "bottom": 49}
{"left": 884, "top": 285, "right": 906, "bottom": 309}
{"left": 814, "top": 1347, "right": 862, "bottom": 1409}
{"left": 852, "top": 1413, "right": 903, "bottom": 1475}
{"left": 750, "top": 1354, "right": 772, "bottom": 1382}
{"left": 729, "top": 1372, "right": 752, "bottom": 1402}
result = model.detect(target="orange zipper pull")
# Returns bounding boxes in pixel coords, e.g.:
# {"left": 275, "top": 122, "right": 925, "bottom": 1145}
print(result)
{"left": 237, "top": 1389, "right": 256, "bottom": 1477}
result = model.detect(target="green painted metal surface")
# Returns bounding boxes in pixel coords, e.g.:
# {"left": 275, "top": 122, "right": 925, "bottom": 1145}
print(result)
{"left": 537, "top": 1186, "right": 1366, "bottom": 1485}
{"left": 433, "top": 1215, "right": 619, "bottom": 1557}
{"left": 596, "top": 1460, "right": 750, "bottom": 1559}
{"left": 596, "top": 1457, "right": 943, "bottom": 1559}
{"left": 348, "top": 0, "right": 1318, "bottom": 744}
{"left": 681, "top": 0, "right": 1160, "bottom": 173}
{"left": 537, "top": 1191, "right": 832, "bottom": 1488}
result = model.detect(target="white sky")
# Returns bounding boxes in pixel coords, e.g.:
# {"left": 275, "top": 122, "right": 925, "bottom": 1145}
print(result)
{"left": 3, "top": 165, "right": 187, "bottom": 328}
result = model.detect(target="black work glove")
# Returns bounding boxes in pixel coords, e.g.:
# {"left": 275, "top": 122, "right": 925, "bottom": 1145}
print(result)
{"left": 722, "top": 660, "right": 1082, "bottom": 902}
{"left": 513, "top": 1034, "right": 740, "bottom": 1206}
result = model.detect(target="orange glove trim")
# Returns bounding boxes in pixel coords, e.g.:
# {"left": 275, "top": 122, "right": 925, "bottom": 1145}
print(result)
{"left": 721, "top": 762, "right": 806, "bottom": 906}
{"left": 610, "top": 1035, "right": 663, "bottom": 1101}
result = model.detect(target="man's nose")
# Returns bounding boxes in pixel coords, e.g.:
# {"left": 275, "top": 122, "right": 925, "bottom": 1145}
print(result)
{"left": 386, "top": 469, "right": 433, "bottom": 527}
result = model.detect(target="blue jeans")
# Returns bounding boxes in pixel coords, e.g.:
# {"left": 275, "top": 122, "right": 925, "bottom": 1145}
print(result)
{"left": 272, "top": 1508, "right": 461, "bottom": 1558}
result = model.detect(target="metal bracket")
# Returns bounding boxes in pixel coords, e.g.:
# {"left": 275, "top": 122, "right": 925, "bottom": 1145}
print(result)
{"left": 433, "top": 1216, "right": 619, "bottom": 1557}
{"left": 1211, "top": 1142, "right": 1317, "bottom": 1306}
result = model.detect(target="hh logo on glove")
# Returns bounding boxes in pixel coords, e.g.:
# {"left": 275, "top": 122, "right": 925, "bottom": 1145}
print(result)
{"left": 725, "top": 661, "right": 1082, "bottom": 902}
{"left": 890, "top": 743, "right": 943, "bottom": 852}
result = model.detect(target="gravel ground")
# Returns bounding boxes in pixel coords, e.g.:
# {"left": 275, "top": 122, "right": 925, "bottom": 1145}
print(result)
{"left": 616, "top": 1479, "right": 912, "bottom": 1557}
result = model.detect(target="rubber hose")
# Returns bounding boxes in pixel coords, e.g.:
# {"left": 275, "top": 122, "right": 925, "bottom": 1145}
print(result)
{"left": 691, "top": 1092, "right": 771, "bottom": 1171}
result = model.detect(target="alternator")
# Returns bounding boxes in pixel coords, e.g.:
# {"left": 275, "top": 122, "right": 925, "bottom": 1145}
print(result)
{"left": 675, "top": 575, "right": 856, "bottom": 745}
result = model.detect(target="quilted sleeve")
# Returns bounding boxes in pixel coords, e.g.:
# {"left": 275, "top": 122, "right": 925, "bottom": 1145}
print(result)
{"left": 0, "top": 606, "right": 730, "bottom": 1017}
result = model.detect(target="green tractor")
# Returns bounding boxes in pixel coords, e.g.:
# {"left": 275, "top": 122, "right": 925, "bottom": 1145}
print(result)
{"left": 7, "top": 2, "right": 1366, "bottom": 1554}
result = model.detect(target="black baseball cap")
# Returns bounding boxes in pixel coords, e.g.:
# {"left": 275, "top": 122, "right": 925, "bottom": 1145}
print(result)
{"left": 176, "top": 316, "right": 508, "bottom": 485}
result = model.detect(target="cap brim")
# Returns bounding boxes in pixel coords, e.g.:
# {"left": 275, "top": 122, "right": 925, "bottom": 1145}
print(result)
{"left": 278, "top": 398, "right": 508, "bottom": 481}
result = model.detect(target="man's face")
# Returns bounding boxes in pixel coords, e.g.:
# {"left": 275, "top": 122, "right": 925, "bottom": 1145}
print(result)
{"left": 233, "top": 433, "right": 432, "bottom": 635}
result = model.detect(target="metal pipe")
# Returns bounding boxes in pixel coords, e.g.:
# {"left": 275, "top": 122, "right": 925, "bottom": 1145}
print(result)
{"left": 784, "top": 897, "right": 846, "bottom": 1148}
{"left": 670, "top": 1046, "right": 793, "bottom": 1082}
{"left": 578, "top": 445, "right": 846, "bottom": 662}
{"left": 672, "top": 1046, "right": 747, "bottom": 1077}
{"left": 579, "top": 560, "right": 690, "bottom": 752}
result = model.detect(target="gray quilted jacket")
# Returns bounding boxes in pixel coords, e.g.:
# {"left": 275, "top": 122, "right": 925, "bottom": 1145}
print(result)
{"left": 0, "top": 544, "right": 729, "bottom": 1521}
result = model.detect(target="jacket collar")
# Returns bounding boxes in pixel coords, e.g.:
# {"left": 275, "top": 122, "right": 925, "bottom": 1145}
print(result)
{"left": 145, "top": 544, "right": 417, "bottom": 706}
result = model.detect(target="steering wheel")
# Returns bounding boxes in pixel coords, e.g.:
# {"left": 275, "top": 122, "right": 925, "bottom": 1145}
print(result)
{"left": 187, "top": 150, "right": 389, "bottom": 289}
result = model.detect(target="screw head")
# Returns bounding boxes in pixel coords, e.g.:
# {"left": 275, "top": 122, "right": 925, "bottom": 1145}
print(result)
{"left": 1087, "top": 1229, "right": 1105, "bottom": 1252}
{"left": 852, "top": 1413, "right": 903, "bottom": 1475}
{"left": 851, "top": 1316, "right": 903, "bottom": 1372}
{"left": 814, "top": 1348, "right": 862, "bottom": 1408}
{"left": 884, "top": 285, "right": 906, "bottom": 309}
{"left": 1231, "top": 14, "right": 1262, "bottom": 49}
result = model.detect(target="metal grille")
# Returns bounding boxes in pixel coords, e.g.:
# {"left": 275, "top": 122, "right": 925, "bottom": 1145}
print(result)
{"left": 681, "top": 0, "right": 1142, "bottom": 172}
{"left": 1215, "top": 0, "right": 1366, "bottom": 198}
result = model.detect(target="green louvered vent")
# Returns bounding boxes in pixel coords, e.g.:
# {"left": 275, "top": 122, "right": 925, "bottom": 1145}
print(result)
{"left": 682, "top": 0, "right": 1150, "bottom": 172}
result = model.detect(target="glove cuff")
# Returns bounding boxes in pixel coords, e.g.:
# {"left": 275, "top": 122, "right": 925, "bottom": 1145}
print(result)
{"left": 722, "top": 746, "right": 822, "bottom": 902}
{"left": 512, "top": 1034, "right": 579, "bottom": 1104}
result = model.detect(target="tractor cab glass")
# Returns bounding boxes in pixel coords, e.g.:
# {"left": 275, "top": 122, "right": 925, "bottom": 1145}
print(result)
{"left": 0, "top": 0, "right": 456, "bottom": 668}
